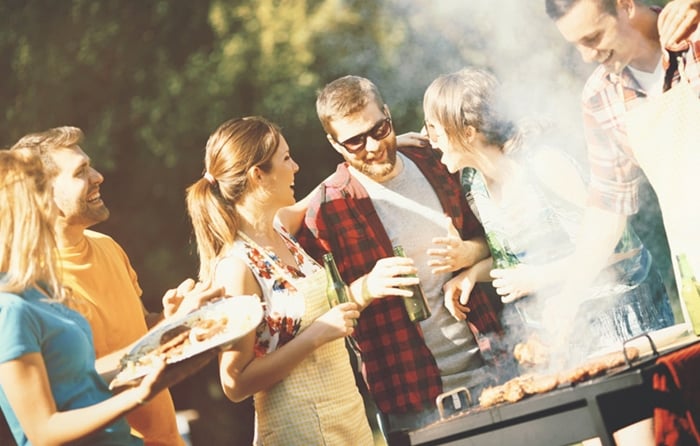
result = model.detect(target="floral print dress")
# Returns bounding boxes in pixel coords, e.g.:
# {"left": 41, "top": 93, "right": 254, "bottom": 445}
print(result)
{"left": 224, "top": 224, "right": 373, "bottom": 446}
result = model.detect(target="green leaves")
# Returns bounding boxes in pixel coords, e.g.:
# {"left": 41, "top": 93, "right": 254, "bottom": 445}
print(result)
{"left": 0, "top": 0, "right": 583, "bottom": 307}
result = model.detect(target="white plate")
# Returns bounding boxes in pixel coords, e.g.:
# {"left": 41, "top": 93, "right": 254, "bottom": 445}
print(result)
{"left": 110, "top": 295, "right": 263, "bottom": 388}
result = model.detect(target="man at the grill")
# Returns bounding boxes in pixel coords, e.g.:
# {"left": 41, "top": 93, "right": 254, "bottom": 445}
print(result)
{"left": 296, "top": 75, "right": 507, "bottom": 436}
{"left": 543, "top": 0, "right": 700, "bottom": 330}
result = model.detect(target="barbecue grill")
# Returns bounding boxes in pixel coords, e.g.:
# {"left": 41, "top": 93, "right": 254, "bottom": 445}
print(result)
{"left": 393, "top": 332, "right": 699, "bottom": 446}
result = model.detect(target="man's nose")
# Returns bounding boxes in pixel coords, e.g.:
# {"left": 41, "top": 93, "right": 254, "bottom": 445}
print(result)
{"left": 364, "top": 135, "right": 382, "bottom": 153}
{"left": 90, "top": 167, "right": 104, "bottom": 185}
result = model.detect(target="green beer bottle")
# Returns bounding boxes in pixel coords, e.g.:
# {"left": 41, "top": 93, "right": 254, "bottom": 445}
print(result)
{"left": 676, "top": 253, "right": 700, "bottom": 336}
{"left": 323, "top": 253, "right": 358, "bottom": 328}
{"left": 485, "top": 231, "right": 519, "bottom": 269}
{"left": 323, "top": 252, "right": 351, "bottom": 307}
{"left": 392, "top": 245, "right": 431, "bottom": 322}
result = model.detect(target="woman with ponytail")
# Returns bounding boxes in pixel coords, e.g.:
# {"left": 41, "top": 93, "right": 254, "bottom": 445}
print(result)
{"left": 185, "top": 116, "right": 373, "bottom": 445}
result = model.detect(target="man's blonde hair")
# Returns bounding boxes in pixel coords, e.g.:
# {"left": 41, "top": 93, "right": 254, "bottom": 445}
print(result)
{"left": 10, "top": 126, "right": 84, "bottom": 177}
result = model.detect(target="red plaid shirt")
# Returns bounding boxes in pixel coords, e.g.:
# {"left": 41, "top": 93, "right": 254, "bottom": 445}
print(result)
{"left": 297, "top": 146, "right": 502, "bottom": 414}
{"left": 583, "top": 7, "right": 700, "bottom": 215}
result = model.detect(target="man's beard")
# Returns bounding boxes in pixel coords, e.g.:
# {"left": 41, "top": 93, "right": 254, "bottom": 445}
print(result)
{"left": 351, "top": 147, "right": 397, "bottom": 180}
{"left": 88, "top": 206, "right": 110, "bottom": 226}
{"left": 72, "top": 203, "right": 110, "bottom": 228}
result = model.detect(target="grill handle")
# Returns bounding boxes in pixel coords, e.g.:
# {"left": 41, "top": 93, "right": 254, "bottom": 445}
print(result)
{"left": 623, "top": 333, "right": 659, "bottom": 365}
{"left": 435, "top": 387, "right": 472, "bottom": 421}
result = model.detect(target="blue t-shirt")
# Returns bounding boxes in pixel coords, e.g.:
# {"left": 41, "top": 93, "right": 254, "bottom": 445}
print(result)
{"left": 0, "top": 286, "right": 141, "bottom": 446}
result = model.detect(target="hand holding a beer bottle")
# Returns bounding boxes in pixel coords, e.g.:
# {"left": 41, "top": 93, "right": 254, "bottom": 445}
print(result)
{"left": 348, "top": 256, "right": 420, "bottom": 309}
{"left": 311, "top": 302, "right": 361, "bottom": 341}
{"left": 343, "top": 248, "right": 431, "bottom": 322}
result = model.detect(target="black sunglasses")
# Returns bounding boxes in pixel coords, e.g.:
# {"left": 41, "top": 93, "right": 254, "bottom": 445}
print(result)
{"left": 335, "top": 117, "right": 393, "bottom": 153}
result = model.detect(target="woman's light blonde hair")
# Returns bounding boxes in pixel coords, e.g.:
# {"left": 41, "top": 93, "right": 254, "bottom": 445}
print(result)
{"left": 0, "top": 149, "right": 62, "bottom": 299}
{"left": 423, "top": 67, "right": 525, "bottom": 156}
{"left": 424, "top": 68, "right": 557, "bottom": 160}
{"left": 186, "top": 116, "right": 281, "bottom": 283}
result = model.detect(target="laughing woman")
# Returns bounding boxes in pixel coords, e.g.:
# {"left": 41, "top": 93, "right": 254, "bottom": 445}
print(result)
{"left": 0, "top": 149, "right": 167, "bottom": 446}
{"left": 185, "top": 116, "right": 373, "bottom": 445}
{"left": 422, "top": 68, "right": 674, "bottom": 357}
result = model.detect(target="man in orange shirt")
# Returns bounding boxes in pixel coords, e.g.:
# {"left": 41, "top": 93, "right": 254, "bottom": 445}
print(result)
{"left": 11, "top": 126, "right": 222, "bottom": 446}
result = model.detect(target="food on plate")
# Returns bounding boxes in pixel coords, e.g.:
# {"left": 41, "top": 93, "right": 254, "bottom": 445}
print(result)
{"left": 157, "top": 325, "right": 192, "bottom": 356}
{"left": 151, "top": 315, "right": 230, "bottom": 361}
{"left": 116, "top": 314, "right": 229, "bottom": 380}
{"left": 190, "top": 316, "right": 229, "bottom": 342}
{"left": 110, "top": 295, "right": 262, "bottom": 389}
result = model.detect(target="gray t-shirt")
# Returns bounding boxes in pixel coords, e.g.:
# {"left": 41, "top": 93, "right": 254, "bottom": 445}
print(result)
{"left": 349, "top": 153, "right": 486, "bottom": 393}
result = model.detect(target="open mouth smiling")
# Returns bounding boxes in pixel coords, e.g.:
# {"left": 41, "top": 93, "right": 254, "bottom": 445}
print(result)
{"left": 87, "top": 191, "right": 102, "bottom": 204}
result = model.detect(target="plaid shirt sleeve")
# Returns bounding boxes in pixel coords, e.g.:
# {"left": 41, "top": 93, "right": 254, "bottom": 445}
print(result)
{"left": 581, "top": 69, "right": 644, "bottom": 216}
{"left": 583, "top": 14, "right": 700, "bottom": 216}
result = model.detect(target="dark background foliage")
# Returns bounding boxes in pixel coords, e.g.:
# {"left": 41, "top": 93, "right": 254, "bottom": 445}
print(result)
{"left": 0, "top": 1, "right": 673, "bottom": 444}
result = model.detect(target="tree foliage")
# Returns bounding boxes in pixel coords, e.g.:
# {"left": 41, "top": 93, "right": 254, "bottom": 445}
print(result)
{"left": 0, "top": 0, "right": 671, "bottom": 444}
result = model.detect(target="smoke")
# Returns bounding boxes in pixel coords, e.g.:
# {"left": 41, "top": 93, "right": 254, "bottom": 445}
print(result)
{"left": 382, "top": 0, "right": 676, "bottom": 367}
{"left": 404, "top": 0, "right": 590, "bottom": 147}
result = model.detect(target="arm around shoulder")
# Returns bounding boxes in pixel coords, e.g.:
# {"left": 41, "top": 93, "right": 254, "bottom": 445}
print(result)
{"left": 277, "top": 182, "right": 323, "bottom": 236}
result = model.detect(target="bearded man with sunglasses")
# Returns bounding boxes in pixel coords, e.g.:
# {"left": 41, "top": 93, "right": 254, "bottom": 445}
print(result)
{"left": 296, "top": 75, "right": 507, "bottom": 437}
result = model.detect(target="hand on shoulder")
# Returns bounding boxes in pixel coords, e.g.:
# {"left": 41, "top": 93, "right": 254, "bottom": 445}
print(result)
{"left": 396, "top": 131, "right": 432, "bottom": 150}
